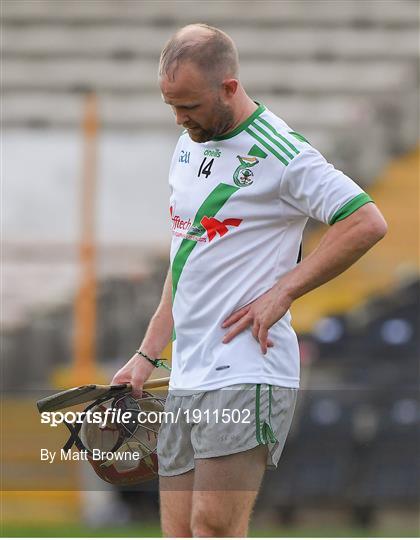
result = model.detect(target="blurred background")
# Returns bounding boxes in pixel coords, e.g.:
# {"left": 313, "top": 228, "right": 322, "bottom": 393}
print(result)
{"left": 1, "top": 0, "right": 419, "bottom": 537}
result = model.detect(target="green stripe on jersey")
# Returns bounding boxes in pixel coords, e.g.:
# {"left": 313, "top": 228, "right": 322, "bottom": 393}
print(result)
{"left": 171, "top": 183, "right": 239, "bottom": 301}
{"left": 329, "top": 193, "right": 374, "bottom": 225}
{"left": 252, "top": 124, "right": 293, "bottom": 159}
{"left": 252, "top": 122, "right": 295, "bottom": 160}
{"left": 289, "top": 131, "right": 310, "bottom": 144}
{"left": 256, "top": 117, "right": 300, "bottom": 155}
{"left": 248, "top": 144, "right": 268, "bottom": 159}
{"left": 246, "top": 127, "right": 289, "bottom": 166}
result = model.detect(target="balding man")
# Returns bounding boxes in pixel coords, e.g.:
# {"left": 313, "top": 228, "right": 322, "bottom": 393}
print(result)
{"left": 112, "top": 24, "right": 387, "bottom": 537}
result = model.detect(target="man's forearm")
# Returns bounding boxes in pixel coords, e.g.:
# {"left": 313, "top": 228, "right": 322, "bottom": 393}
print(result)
{"left": 276, "top": 203, "right": 388, "bottom": 303}
{"left": 139, "top": 267, "right": 173, "bottom": 358}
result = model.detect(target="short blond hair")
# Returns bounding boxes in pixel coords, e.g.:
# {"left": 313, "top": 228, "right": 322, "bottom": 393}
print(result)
{"left": 159, "top": 24, "right": 239, "bottom": 85}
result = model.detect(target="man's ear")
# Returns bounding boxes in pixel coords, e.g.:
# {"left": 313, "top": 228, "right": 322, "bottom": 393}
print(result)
{"left": 222, "top": 78, "right": 239, "bottom": 98}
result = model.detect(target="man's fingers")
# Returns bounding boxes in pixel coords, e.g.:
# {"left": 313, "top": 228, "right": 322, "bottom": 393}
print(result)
{"left": 130, "top": 379, "right": 144, "bottom": 398}
{"left": 110, "top": 374, "right": 125, "bottom": 386}
{"left": 253, "top": 321, "right": 274, "bottom": 352}
{"left": 258, "top": 326, "right": 269, "bottom": 355}
{"left": 131, "top": 388, "right": 144, "bottom": 398}
{"left": 222, "top": 303, "right": 276, "bottom": 354}
{"left": 221, "top": 306, "right": 250, "bottom": 328}
{"left": 111, "top": 373, "right": 143, "bottom": 397}
{"left": 223, "top": 312, "right": 276, "bottom": 352}
{"left": 222, "top": 316, "right": 252, "bottom": 343}
{"left": 252, "top": 320, "right": 259, "bottom": 340}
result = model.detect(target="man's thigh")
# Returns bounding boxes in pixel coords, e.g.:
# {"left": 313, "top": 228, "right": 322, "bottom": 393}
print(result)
{"left": 191, "top": 445, "right": 268, "bottom": 537}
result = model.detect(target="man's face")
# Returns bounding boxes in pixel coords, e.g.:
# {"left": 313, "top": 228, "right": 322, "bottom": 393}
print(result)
{"left": 160, "top": 62, "right": 235, "bottom": 143}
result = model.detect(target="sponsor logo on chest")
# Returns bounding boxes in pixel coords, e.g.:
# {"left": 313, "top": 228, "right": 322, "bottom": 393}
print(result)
{"left": 170, "top": 206, "right": 242, "bottom": 243}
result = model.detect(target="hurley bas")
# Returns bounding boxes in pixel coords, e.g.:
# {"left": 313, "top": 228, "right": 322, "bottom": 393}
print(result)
{"left": 40, "top": 448, "right": 142, "bottom": 463}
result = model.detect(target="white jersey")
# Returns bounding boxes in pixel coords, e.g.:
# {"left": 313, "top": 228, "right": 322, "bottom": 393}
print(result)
{"left": 168, "top": 103, "right": 372, "bottom": 392}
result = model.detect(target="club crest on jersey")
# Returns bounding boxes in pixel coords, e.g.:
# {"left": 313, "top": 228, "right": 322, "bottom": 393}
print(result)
{"left": 233, "top": 156, "right": 259, "bottom": 187}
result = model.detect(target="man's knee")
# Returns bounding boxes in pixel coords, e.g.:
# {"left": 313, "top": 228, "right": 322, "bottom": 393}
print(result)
{"left": 191, "top": 502, "right": 242, "bottom": 538}
{"left": 161, "top": 502, "right": 192, "bottom": 538}
{"left": 161, "top": 500, "right": 193, "bottom": 538}
{"left": 190, "top": 511, "right": 227, "bottom": 537}
{"left": 162, "top": 522, "right": 192, "bottom": 538}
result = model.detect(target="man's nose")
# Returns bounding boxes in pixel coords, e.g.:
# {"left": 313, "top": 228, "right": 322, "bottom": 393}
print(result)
{"left": 175, "top": 110, "right": 188, "bottom": 126}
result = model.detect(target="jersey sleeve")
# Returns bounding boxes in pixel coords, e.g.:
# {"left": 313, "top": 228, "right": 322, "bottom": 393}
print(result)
{"left": 279, "top": 145, "right": 373, "bottom": 225}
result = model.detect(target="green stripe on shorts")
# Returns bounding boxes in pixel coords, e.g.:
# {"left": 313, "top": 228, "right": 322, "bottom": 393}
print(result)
{"left": 255, "top": 384, "right": 263, "bottom": 444}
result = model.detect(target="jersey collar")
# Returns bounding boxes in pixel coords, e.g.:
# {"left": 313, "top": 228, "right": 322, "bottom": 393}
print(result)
{"left": 212, "top": 102, "right": 266, "bottom": 141}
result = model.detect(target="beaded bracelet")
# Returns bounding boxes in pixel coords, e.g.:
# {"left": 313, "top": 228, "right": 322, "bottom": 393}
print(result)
{"left": 135, "top": 350, "right": 171, "bottom": 371}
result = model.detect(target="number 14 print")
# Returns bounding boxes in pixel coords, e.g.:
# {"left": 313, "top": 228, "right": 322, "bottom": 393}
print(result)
{"left": 198, "top": 157, "right": 214, "bottom": 178}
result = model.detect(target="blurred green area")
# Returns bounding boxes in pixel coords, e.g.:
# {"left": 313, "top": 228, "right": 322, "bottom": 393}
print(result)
{"left": 1, "top": 523, "right": 418, "bottom": 538}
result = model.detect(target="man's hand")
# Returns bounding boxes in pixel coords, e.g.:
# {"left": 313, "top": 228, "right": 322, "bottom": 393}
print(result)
{"left": 111, "top": 353, "right": 155, "bottom": 397}
{"left": 222, "top": 286, "right": 293, "bottom": 355}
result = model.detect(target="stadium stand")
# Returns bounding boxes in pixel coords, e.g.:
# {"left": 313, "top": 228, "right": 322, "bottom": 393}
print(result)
{"left": 3, "top": 0, "right": 419, "bottom": 182}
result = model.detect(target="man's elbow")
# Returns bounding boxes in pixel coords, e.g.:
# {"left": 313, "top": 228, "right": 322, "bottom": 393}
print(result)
{"left": 364, "top": 209, "right": 388, "bottom": 246}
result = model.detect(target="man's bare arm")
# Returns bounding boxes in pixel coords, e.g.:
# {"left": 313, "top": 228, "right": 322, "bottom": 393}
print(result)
{"left": 111, "top": 267, "right": 173, "bottom": 394}
{"left": 140, "top": 268, "right": 174, "bottom": 358}
{"left": 222, "top": 203, "right": 388, "bottom": 354}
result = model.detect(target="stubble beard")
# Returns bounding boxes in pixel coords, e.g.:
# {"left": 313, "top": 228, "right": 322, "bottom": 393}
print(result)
{"left": 186, "top": 99, "right": 235, "bottom": 143}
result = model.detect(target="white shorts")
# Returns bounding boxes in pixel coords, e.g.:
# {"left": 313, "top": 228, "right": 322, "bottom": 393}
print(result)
{"left": 157, "top": 383, "right": 298, "bottom": 477}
